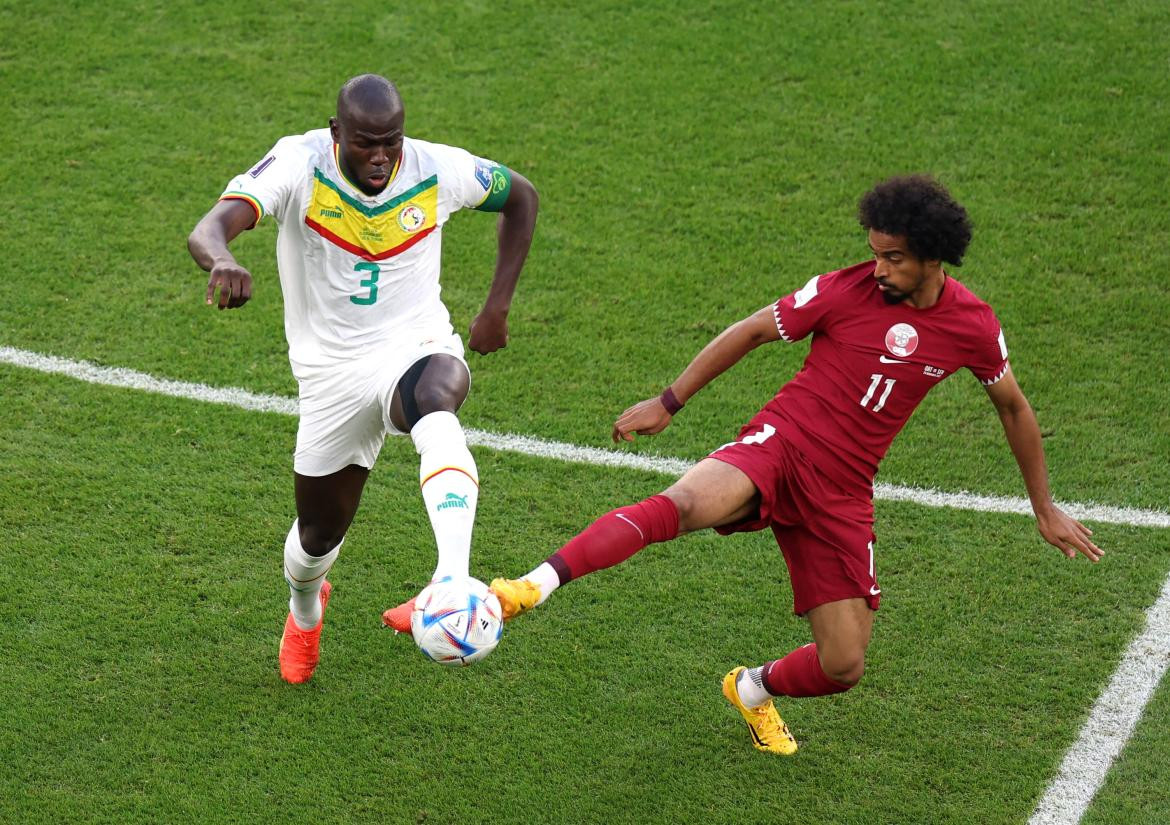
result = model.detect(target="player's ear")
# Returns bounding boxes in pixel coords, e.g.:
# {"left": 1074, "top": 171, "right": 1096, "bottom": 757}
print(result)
{"left": 328, "top": 117, "right": 340, "bottom": 142}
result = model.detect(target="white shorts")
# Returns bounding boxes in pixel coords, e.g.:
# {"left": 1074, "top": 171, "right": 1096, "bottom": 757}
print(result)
{"left": 292, "top": 331, "right": 469, "bottom": 477}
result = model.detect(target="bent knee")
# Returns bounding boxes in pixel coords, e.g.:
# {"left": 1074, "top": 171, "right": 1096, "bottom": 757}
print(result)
{"left": 413, "top": 388, "right": 462, "bottom": 418}
{"left": 297, "top": 522, "right": 346, "bottom": 556}
{"left": 662, "top": 488, "right": 702, "bottom": 532}
{"left": 819, "top": 653, "right": 866, "bottom": 687}
{"left": 664, "top": 487, "right": 694, "bottom": 518}
{"left": 416, "top": 358, "right": 469, "bottom": 409}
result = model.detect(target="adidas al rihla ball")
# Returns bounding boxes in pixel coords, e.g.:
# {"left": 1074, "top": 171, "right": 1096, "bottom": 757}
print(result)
{"left": 410, "top": 576, "right": 503, "bottom": 666}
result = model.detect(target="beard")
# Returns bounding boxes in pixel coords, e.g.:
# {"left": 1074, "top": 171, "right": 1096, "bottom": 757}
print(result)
{"left": 880, "top": 289, "right": 908, "bottom": 305}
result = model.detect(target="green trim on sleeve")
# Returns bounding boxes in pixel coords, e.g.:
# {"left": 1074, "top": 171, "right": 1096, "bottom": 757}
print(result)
{"left": 473, "top": 164, "right": 512, "bottom": 212}
{"left": 220, "top": 192, "right": 264, "bottom": 228}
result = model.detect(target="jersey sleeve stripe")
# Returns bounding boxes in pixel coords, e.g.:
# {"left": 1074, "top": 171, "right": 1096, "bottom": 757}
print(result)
{"left": 980, "top": 362, "right": 1010, "bottom": 386}
{"left": 220, "top": 192, "right": 263, "bottom": 227}
{"left": 772, "top": 299, "right": 792, "bottom": 342}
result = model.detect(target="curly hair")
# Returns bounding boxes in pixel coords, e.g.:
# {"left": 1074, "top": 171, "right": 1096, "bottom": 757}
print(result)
{"left": 858, "top": 175, "right": 973, "bottom": 266}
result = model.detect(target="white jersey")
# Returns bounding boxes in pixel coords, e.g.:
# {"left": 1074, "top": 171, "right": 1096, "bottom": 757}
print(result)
{"left": 220, "top": 129, "right": 505, "bottom": 372}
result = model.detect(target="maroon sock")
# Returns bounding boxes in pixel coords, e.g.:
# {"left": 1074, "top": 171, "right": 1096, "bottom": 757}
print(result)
{"left": 546, "top": 494, "right": 680, "bottom": 583}
{"left": 762, "top": 644, "right": 852, "bottom": 698}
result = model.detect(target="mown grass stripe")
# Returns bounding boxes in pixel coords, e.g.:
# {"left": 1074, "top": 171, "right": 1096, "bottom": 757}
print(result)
{"left": 4, "top": 342, "right": 1169, "bottom": 825}
{"left": 1029, "top": 573, "right": 1170, "bottom": 825}
{"left": 2, "top": 345, "right": 1167, "bottom": 530}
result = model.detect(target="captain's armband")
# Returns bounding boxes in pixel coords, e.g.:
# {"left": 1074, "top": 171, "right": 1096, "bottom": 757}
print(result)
{"left": 473, "top": 164, "right": 512, "bottom": 212}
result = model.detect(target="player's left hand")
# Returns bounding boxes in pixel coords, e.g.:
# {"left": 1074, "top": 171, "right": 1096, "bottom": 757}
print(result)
{"left": 1036, "top": 505, "right": 1103, "bottom": 562}
{"left": 613, "top": 397, "right": 673, "bottom": 442}
{"left": 469, "top": 308, "right": 508, "bottom": 354}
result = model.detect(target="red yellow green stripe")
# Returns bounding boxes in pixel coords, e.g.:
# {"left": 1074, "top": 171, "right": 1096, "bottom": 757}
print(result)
{"left": 303, "top": 169, "right": 439, "bottom": 260}
{"left": 420, "top": 467, "right": 480, "bottom": 488}
{"left": 313, "top": 169, "right": 436, "bottom": 216}
{"left": 220, "top": 192, "right": 263, "bottom": 227}
{"left": 304, "top": 217, "right": 436, "bottom": 261}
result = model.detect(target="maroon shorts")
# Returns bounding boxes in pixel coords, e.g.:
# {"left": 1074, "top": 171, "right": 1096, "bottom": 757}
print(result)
{"left": 708, "top": 409, "right": 880, "bottom": 615}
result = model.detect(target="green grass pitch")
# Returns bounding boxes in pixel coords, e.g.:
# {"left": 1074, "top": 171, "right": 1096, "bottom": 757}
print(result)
{"left": 2, "top": 1, "right": 1169, "bottom": 823}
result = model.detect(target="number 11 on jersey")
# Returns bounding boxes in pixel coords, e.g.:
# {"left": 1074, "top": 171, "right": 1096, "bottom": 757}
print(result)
{"left": 860, "top": 373, "right": 895, "bottom": 412}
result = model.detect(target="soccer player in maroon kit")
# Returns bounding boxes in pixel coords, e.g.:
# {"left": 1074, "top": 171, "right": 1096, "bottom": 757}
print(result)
{"left": 489, "top": 175, "right": 1102, "bottom": 754}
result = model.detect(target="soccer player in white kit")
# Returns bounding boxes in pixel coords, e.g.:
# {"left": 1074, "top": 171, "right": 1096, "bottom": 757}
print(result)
{"left": 187, "top": 74, "right": 539, "bottom": 683}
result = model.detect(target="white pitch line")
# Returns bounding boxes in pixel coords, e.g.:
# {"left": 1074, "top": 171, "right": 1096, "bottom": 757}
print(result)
{"left": 3, "top": 342, "right": 1170, "bottom": 824}
{"left": 873, "top": 482, "right": 1170, "bottom": 531}
{"left": 3, "top": 344, "right": 1167, "bottom": 530}
{"left": 0, "top": 346, "right": 301, "bottom": 416}
{"left": 1028, "top": 573, "right": 1170, "bottom": 825}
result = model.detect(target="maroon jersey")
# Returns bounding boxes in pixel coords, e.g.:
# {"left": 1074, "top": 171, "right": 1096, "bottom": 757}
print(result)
{"left": 766, "top": 261, "right": 1009, "bottom": 493}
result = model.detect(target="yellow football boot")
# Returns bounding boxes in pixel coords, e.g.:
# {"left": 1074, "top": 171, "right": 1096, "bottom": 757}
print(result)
{"left": 488, "top": 577, "right": 542, "bottom": 620}
{"left": 721, "top": 666, "right": 798, "bottom": 755}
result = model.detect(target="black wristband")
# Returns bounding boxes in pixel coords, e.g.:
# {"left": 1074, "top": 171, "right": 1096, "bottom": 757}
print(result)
{"left": 660, "top": 386, "right": 685, "bottom": 415}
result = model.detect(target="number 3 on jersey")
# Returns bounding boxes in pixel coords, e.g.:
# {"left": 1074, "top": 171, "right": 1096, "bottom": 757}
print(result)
{"left": 860, "top": 373, "right": 896, "bottom": 412}
{"left": 351, "top": 262, "right": 380, "bottom": 305}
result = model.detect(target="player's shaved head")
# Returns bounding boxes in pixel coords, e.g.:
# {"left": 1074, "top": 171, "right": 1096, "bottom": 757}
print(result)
{"left": 337, "top": 74, "right": 403, "bottom": 124}
{"left": 330, "top": 74, "right": 406, "bottom": 195}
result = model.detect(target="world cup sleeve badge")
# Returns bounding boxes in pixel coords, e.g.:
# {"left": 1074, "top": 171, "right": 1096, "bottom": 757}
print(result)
{"left": 249, "top": 155, "right": 275, "bottom": 178}
{"left": 474, "top": 160, "right": 494, "bottom": 192}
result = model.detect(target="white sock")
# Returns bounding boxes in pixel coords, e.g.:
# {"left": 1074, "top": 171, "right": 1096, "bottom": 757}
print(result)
{"left": 283, "top": 520, "right": 340, "bottom": 630}
{"left": 736, "top": 665, "right": 774, "bottom": 709}
{"left": 412, "top": 411, "right": 478, "bottom": 581}
{"left": 523, "top": 562, "right": 560, "bottom": 605}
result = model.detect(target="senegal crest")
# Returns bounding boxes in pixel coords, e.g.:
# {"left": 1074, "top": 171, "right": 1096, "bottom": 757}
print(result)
{"left": 398, "top": 204, "right": 426, "bottom": 233}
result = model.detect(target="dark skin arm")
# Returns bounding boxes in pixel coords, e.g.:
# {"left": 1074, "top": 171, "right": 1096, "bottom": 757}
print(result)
{"left": 187, "top": 199, "right": 259, "bottom": 310}
{"left": 468, "top": 171, "right": 539, "bottom": 354}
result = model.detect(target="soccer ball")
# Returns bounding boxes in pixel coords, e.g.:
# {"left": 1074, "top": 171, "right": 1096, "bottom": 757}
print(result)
{"left": 410, "top": 576, "right": 503, "bottom": 666}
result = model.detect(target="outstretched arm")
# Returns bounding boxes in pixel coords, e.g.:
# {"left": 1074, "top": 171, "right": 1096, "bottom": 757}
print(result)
{"left": 187, "top": 199, "right": 260, "bottom": 310}
{"left": 613, "top": 303, "right": 781, "bottom": 442}
{"left": 984, "top": 367, "right": 1103, "bottom": 561}
{"left": 468, "top": 171, "right": 539, "bottom": 354}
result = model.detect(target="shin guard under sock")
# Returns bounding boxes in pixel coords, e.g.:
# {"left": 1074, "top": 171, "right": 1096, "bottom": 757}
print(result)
{"left": 546, "top": 494, "right": 679, "bottom": 584}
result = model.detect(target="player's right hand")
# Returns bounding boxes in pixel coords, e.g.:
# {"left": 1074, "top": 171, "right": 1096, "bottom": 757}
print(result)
{"left": 1036, "top": 506, "right": 1104, "bottom": 562}
{"left": 205, "top": 262, "right": 253, "bottom": 310}
{"left": 613, "top": 397, "right": 673, "bottom": 443}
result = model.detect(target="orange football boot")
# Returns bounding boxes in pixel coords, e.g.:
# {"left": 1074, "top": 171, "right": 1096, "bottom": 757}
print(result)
{"left": 382, "top": 597, "right": 416, "bottom": 634}
{"left": 278, "top": 581, "right": 332, "bottom": 684}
